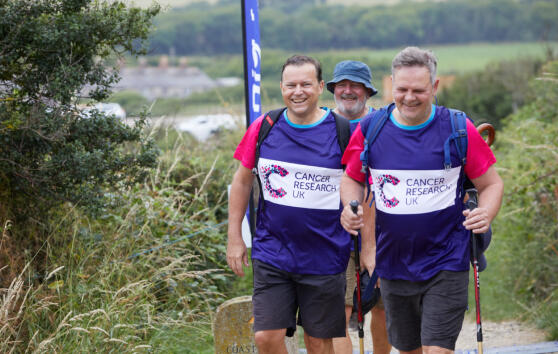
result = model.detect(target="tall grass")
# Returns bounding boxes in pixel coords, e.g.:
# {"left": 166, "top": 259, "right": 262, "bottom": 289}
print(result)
{"left": 0, "top": 119, "right": 244, "bottom": 351}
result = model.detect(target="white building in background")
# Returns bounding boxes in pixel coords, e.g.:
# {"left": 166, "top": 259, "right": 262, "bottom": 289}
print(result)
{"left": 112, "top": 56, "right": 239, "bottom": 100}
{"left": 81, "top": 56, "right": 240, "bottom": 101}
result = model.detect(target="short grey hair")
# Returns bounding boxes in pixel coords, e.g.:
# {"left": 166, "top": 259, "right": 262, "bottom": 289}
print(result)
{"left": 391, "top": 47, "right": 437, "bottom": 85}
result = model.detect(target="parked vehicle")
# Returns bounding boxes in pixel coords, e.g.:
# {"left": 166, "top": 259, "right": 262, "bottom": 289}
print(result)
{"left": 82, "top": 103, "right": 126, "bottom": 119}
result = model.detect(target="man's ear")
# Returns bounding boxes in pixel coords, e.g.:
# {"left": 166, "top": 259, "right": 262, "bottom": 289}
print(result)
{"left": 432, "top": 78, "right": 440, "bottom": 95}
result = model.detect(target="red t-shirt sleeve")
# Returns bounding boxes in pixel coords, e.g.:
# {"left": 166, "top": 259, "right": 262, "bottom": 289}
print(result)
{"left": 342, "top": 122, "right": 366, "bottom": 183}
{"left": 464, "top": 119, "right": 497, "bottom": 179}
{"left": 233, "top": 114, "right": 264, "bottom": 170}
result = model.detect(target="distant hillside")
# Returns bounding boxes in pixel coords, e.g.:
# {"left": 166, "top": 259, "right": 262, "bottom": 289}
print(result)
{"left": 129, "top": 0, "right": 215, "bottom": 8}
{"left": 147, "top": 0, "right": 558, "bottom": 55}
{"left": 131, "top": 0, "right": 446, "bottom": 9}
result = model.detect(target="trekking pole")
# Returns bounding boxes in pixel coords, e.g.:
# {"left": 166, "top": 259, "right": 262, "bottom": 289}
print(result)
{"left": 349, "top": 200, "right": 365, "bottom": 354}
{"left": 466, "top": 188, "right": 483, "bottom": 354}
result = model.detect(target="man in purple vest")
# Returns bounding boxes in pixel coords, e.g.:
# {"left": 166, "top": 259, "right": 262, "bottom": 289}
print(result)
{"left": 227, "top": 55, "right": 351, "bottom": 353}
{"left": 327, "top": 60, "right": 391, "bottom": 354}
{"left": 339, "top": 47, "right": 504, "bottom": 354}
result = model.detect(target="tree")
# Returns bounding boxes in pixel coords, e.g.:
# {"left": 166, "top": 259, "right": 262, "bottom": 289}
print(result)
{"left": 437, "top": 58, "right": 544, "bottom": 128}
{"left": 0, "top": 0, "right": 160, "bottom": 221}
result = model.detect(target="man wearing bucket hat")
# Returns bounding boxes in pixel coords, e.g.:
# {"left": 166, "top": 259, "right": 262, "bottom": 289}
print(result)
{"left": 327, "top": 61, "right": 391, "bottom": 354}
{"left": 327, "top": 60, "right": 378, "bottom": 122}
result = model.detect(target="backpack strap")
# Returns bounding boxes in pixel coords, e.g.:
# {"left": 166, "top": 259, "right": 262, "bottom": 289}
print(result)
{"left": 360, "top": 103, "right": 395, "bottom": 202}
{"left": 254, "top": 108, "right": 286, "bottom": 176}
{"left": 332, "top": 111, "right": 351, "bottom": 158}
{"left": 253, "top": 107, "right": 286, "bottom": 208}
{"left": 443, "top": 108, "right": 468, "bottom": 170}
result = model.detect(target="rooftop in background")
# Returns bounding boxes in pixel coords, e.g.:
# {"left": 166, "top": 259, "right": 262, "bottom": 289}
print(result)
{"left": 116, "top": 65, "right": 217, "bottom": 100}
{"left": 84, "top": 55, "right": 240, "bottom": 100}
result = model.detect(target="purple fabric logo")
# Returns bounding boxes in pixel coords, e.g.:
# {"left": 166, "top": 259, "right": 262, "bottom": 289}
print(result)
{"left": 261, "top": 164, "right": 289, "bottom": 198}
{"left": 376, "top": 174, "right": 400, "bottom": 208}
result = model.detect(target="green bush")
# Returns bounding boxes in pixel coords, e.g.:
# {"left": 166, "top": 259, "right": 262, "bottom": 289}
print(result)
{"left": 0, "top": 0, "right": 160, "bottom": 222}
{"left": 488, "top": 60, "right": 558, "bottom": 337}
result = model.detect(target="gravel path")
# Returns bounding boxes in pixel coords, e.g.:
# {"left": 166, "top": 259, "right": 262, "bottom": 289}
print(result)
{"left": 349, "top": 313, "right": 548, "bottom": 352}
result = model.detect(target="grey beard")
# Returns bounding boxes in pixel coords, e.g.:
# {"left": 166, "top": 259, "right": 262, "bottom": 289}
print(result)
{"left": 335, "top": 98, "right": 367, "bottom": 119}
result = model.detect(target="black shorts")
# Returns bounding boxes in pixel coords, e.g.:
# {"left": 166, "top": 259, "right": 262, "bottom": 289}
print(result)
{"left": 381, "top": 270, "right": 469, "bottom": 351}
{"left": 252, "top": 259, "right": 346, "bottom": 338}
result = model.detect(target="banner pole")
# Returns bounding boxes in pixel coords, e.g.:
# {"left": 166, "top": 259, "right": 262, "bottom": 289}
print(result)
{"left": 240, "top": 0, "right": 251, "bottom": 129}
{"left": 240, "top": 0, "right": 261, "bottom": 240}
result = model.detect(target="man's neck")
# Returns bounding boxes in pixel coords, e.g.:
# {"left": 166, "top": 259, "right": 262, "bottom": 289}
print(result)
{"left": 392, "top": 106, "right": 432, "bottom": 126}
{"left": 334, "top": 106, "right": 370, "bottom": 121}
{"left": 287, "top": 107, "right": 324, "bottom": 125}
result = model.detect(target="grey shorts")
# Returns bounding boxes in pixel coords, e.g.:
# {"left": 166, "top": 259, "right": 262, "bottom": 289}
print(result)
{"left": 252, "top": 259, "right": 346, "bottom": 338}
{"left": 380, "top": 270, "right": 469, "bottom": 351}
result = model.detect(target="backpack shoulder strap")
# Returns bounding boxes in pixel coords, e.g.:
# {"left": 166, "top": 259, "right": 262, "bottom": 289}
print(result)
{"left": 253, "top": 107, "right": 286, "bottom": 212}
{"left": 360, "top": 103, "right": 394, "bottom": 173}
{"left": 444, "top": 108, "right": 468, "bottom": 170}
{"left": 359, "top": 103, "right": 395, "bottom": 203}
{"left": 332, "top": 111, "right": 351, "bottom": 156}
{"left": 254, "top": 107, "right": 286, "bottom": 175}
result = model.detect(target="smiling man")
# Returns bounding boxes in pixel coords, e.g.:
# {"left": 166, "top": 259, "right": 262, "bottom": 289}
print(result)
{"left": 227, "top": 55, "right": 352, "bottom": 354}
{"left": 339, "top": 47, "right": 504, "bottom": 354}
{"left": 328, "top": 60, "right": 377, "bottom": 122}
{"left": 325, "top": 60, "right": 391, "bottom": 354}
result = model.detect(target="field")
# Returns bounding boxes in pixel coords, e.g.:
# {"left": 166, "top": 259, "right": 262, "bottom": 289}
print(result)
{"left": 310, "top": 42, "right": 556, "bottom": 75}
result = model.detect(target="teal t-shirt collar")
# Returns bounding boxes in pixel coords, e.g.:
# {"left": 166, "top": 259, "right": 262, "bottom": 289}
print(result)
{"left": 389, "top": 104, "right": 436, "bottom": 130}
{"left": 284, "top": 107, "right": 331, "bottom": 128}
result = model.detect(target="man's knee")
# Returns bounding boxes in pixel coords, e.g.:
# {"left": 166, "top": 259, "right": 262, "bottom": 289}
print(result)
{"left": 254, "top": 329, "right": 286, "bottom": 350}
{"left": 304, "top": 334, "right": 333, "bottom": 353}
{"left": 422, "top": 345, "right": 453, "bottom": 354}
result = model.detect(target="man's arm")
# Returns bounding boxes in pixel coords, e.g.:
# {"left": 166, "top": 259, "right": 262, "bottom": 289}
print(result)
{"left": 227, "top": 164, "right": 255, "bottom": 277}
{"left": 463, "top": 166, "right": 504, "bottom": 234}
{"left": 339, "top": 172, "right": 365, "bottom": 235}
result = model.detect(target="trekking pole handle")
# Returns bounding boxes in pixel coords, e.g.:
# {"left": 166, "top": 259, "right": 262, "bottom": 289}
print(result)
{"left": 477, "top": 123, "right": 495, "bottom": 147}
{"left": 350, "top": 200, "right": 359, "bottom": 215}
{"left": 349, "top": 200, "right": 361, "bottom": 273}
{"left": 349, "top": 200, "right": 361, "bottom": 251}
{"left": 466, "top": 188, "right": 478, "bottom": 211}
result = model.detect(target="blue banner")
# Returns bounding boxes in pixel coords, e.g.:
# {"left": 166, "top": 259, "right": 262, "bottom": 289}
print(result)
{"left": 241, "top": 0, "right": 262, "bottom": 243}
{"left": 241, "top": 0, "right": 261, "bottom": 126}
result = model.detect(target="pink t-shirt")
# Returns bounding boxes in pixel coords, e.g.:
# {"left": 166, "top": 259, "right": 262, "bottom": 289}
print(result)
{"left": 233, "top": 114, "right": 265, "bottom": 169}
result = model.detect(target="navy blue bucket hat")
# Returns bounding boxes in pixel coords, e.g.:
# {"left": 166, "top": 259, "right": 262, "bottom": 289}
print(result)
{"left": 326, "top": 60, "right": 378, "bottom": 97}
{"left": 471, "top": 226, "right": 492, "bottom": 272}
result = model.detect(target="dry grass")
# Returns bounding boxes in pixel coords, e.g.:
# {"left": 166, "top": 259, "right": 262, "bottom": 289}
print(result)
{"left": 0, "top": 124, "right": 238, "bottom": 351}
